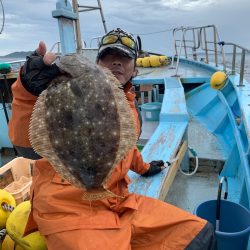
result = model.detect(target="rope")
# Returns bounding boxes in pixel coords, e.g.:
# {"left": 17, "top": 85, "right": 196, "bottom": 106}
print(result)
{"left": 1, "top": 203, "right": 15, "bottom": 212}
{"left": 0, "top": 228, "right": 6, "bottom": 241}
{"left": 179, "top": 146, "right": 199, "bottom": 176}
{"left": 133, "top": 28, "right": 173, "bottom": 36}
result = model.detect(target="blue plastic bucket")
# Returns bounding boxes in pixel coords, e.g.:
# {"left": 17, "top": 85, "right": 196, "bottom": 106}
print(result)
{"left": 141, "top": 102, "right": 162, "bottom": 121}
{"left": 194, "top": 199, "right": 250, "bottom": 250}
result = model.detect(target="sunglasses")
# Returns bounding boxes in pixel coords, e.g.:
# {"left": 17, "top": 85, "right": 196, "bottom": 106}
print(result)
{"left": 101, "top": 34, "right": 137, "bottom": 51}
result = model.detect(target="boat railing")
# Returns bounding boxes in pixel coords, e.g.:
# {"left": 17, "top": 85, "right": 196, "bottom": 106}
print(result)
{"left": 172, "top": 25, "right": 225, "bottom": 76}
{"left": 217, "top": 42, "right": 250, "bottom": 86}
{"left": 172, "top": 25, "right": 250, "bottom": 85}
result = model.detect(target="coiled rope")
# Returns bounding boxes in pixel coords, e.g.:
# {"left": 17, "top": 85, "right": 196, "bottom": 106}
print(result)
{"left": 1, "top": 203, "right": 15, "bottom": 212}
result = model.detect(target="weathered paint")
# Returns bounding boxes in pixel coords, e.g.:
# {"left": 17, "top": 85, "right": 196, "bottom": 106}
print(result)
{"left": 52, "top": 0, "right": 77, "bottom": 54}
{"left": 129, "top": 77, "right": 188, "bottom": 199}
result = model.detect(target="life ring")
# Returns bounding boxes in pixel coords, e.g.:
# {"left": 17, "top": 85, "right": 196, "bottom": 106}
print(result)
{"left": 0, "top": 189, "right": 16, "bottom": 229}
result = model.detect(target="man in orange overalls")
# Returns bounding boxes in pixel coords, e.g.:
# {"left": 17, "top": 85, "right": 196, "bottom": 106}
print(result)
{"left": 8, "top": 28, "right": 215, "bottom": 249}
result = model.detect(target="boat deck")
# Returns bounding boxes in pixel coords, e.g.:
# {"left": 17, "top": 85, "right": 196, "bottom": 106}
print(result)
{"left": 137, "top": 110, "right": 224, "bottom": 213}
{"left": 137, "top": 61, "right": 212, "bottom": 79}
{"left": 166, "top": 169, "right": 219, "bottom": 213}
{"left": 165, "top": 115, "right": 224, "bottom": 212}
{"left": 83, "top": 49, "right": 213, "bottom": 79}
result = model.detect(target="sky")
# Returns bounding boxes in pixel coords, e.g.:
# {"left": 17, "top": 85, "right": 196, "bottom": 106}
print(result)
{"left": 0, "top": 0, "right": 250, "bottom": 56}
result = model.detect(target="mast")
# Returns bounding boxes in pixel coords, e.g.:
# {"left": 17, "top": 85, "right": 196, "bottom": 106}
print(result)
{"left": 72, "top": 0, "right": 83, "bottom": 53}
{"left": 52, "top": 0, "right": 107, "bottom": 54}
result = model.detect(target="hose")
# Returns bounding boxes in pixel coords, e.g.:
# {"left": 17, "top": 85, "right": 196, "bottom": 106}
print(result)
{"left": 179, "top": 146, "right": 199, "bottom": 176}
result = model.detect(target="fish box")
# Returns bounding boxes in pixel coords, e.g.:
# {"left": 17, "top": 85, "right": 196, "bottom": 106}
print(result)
{"left": 0, "top": 157, "right": 33, "bottom": 204}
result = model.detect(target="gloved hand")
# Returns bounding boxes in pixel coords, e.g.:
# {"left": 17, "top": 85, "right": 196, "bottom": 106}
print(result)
{"left": 141, "top": 160, "right": 164, "bottom": 177}
{"left": 21, "top": 41, "right": 62, "bottom": 96}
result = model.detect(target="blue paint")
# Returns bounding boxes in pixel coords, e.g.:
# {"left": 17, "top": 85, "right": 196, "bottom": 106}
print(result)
{"left": 0, "top": 104, "right": 12, "bottom": 149}
{"left": 160, "top": 78, "right": 189, "bottom": 122}
{"left": 129, "top": 77, "right": 188, "bottom": 198}
{"left": 52, "top": 0, "right": 77, "bottom": 54}
{"left": 186, "top": 71, "right": 250, "bottom": 209}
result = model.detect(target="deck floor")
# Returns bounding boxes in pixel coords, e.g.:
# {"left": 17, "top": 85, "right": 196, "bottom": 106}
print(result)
{"left": 165, "top": 169, "right": 219, "bottom": 213}
{"left": 166, "top": 115, "right": 224, "bottom": 213}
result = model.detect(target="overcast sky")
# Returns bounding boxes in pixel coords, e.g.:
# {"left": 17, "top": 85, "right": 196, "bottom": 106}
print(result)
{"left": 0, "top": 0, "right": 250, "bottom": 56}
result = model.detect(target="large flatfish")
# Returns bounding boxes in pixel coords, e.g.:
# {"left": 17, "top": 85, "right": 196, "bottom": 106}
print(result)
{"left": 29, "top": 54, "right": 137, "bottom": 192}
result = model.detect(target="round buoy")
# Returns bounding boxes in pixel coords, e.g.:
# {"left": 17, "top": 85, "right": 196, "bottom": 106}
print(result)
{"left": 1, "top": 234, "right": 16, "bottom": 250}
{"left": 149, "top": 56, "right": 161, "bottom": 67}
{"left": 159, "top": 56, "right": 168, "bottom": 65}
{"left": 136, "top": 58, "right": 143, "bottom": 67}
{"left": 210, "top": 71, "right": 227, "bottom": 90}
{"left": 141, "top": 57, "right": 151, "bottom": 67}
{"left": 0, "top": 189, "right": 16, "bottom": 229}
{"left": 6, "top": 201, "right": 46, "bottom": 250}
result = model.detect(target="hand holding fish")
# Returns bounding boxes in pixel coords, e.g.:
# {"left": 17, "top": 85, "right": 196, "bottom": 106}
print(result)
{"left": 20, "top": 41, "right": 61, "bottom": 96}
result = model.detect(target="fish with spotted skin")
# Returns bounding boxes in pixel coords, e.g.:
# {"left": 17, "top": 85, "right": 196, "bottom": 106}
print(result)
{"left": 29, "top": 54, "right": 137, "bottom": 191}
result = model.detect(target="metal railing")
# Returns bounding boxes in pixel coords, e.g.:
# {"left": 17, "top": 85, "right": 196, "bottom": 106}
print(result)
{"left": 172, "top": 25, "right": 250, "bottom": 86}
{"left": 219, "top": 42, "right": 250, "bottom": 86}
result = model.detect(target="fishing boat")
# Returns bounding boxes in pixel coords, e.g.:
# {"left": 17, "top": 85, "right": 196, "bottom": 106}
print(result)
{"left": 0, "top": 0, "right": 250, "bottom": 249}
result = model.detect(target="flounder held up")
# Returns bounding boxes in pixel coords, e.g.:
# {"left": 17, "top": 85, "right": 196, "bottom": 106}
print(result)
{"left": 29, "top": 54, "right": 137, "bottom": 191}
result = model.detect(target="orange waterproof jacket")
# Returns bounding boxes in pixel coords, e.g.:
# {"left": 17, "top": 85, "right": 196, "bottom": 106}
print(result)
{"left": 8, "top": 69, "right": 37, "bottom": 147}
{"left": 19, "top": 78, "right": 214, "bottom": 249}
{"left": 30, "top": 159, "right": 213, "bottom": 250}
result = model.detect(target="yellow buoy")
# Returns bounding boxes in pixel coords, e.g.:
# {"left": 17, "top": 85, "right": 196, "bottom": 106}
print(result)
{"left": 0, "top": 189, "right": 16, "bottom": 229}
{"left": 159, "top": 56, "right": 169, "bottom": 65}
{"left": 1, "top": 234, "right": 16, "bottom": 250}
{"left": 210, "top": 71, "right": 227, "bottom": 90}
{"left": 15, "top": 245, "right": 25, "bottom": 250}
{"left": 6, "top": 201, "right": 47, "bottom": 250}
{"left": 136, "top": 58, "right": 143, "bottom": 67}
{"left": 141, "top": 57, "right": 151, "bottom": 67}
{"left": 149, "top": 56, "right": 161, "bottom": 67}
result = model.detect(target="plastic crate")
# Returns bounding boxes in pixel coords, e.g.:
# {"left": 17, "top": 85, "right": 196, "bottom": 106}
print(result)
{"left": 0, "top": 157, "right": 33, "bottom": 204}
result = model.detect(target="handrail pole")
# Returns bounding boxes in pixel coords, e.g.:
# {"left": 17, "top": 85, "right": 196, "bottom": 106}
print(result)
{"left": 203, "top": 28, "right": 209, "bottom": 64}
{"left": 232, "top": 45, "right": 236, "bottom": 75}
{"left": 175, "top": 28, "right": 185, "bottom": 76}
{"left": 183, "top": 33, "right": 187, "bottom": 59}
{"left": 239, "top": 49, "right": 246, "bottom": 86}
{"left": 171, "top": 28, "right": 178, "bottom": 68}
{"left": 213, "top": 26, "right": 218, "bottom": 67}
{"left": 192, "top": 29, "right": 197, "bottom": 60}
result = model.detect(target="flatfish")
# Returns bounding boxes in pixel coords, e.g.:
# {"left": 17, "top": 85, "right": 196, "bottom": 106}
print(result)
{"left": 29, "top": 54, "right": 137, "bottom": 192}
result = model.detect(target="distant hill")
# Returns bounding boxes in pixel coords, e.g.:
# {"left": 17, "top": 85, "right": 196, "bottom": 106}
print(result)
{"left": 0, "top": 51, "right": 33, "bottom": 58}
